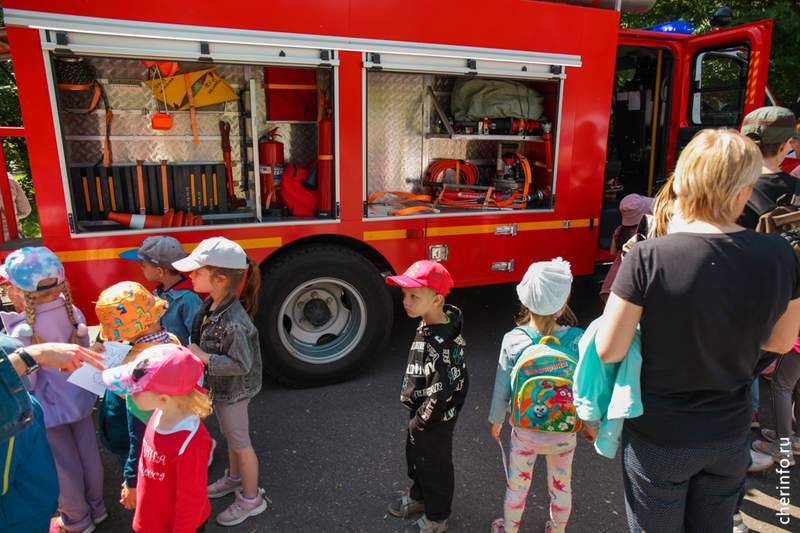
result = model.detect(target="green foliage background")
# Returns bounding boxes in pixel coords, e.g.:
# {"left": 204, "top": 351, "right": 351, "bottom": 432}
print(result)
{"left": 0, "top": 5, "right": 37, "bottom": 236}
{"left": 621, "top": 1, "right": 800, "bottom": 110}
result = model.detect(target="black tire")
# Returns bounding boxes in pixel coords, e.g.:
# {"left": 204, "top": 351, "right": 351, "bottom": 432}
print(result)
{"left": 255, "top": 244, "right": 393, "bottom": 387}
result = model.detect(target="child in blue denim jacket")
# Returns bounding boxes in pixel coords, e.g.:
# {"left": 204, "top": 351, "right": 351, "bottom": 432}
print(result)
{"left": 174, "top": 237, "right": 265, "bottom": 527}
{"left": 120, "top": 236, "right": 203, "bottom": 346}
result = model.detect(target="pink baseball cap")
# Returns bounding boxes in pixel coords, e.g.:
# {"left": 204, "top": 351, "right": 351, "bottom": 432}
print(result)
{"left": 102, "top": 344, "right": 207, "bottom": 396}
{"left": 386, "top": 260, "right": 454, "bottom": 296}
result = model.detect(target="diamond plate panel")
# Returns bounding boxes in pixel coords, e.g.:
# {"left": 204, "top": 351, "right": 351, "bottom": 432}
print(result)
{"left": 59, "top": 57, "right": 246, "bottom": 165}
{"left": 367, "top": 71, "right": 424, "bottom": 196}
{"left": 429, "top": 139, "right": 499, "bottom": 161}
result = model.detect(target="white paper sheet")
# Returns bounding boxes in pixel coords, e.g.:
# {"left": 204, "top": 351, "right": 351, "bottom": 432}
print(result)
{"left": 67, "top": 342, "right": 132, "bottom": 396}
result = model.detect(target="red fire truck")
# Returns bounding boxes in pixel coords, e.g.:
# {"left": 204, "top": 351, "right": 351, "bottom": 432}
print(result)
{"left": 0, "top": 0, "right": 774, "bottom": 385}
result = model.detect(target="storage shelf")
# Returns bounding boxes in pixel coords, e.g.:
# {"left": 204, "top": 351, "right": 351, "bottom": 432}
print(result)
{"left": 426, "top": 133, "right": 544, "bottom": 141}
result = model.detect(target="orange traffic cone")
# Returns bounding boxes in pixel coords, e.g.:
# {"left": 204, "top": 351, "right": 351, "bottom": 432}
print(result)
{"left": 108, "top": 209, "right": 174, "bottom": 229}
{"left": 183, "top": 212, "right": 194, "bottom": 227}
{"left": 194, "top": 216, "right": 203, "bottom": 226}
{"left": 171, "top": 210, "right": 184, "bottom": 227}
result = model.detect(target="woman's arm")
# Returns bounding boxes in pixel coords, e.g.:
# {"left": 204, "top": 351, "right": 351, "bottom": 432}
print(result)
{"left": 762, "top": 298, "right": 800, "bottom": 353}
{"left": 595, "top": 293, "right": 642, "bottom": 363}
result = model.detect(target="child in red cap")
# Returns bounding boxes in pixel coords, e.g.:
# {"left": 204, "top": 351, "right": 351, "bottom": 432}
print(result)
{"left": 385, "top": 260, "right": 469, "bottom": 533}
{"left": 102, "top": 344, "right": 213, "bottom": 533}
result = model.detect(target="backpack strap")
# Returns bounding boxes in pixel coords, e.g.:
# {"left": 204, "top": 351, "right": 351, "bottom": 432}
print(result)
{"left": 747, "top": 186, "right": 777, "bottom": 217}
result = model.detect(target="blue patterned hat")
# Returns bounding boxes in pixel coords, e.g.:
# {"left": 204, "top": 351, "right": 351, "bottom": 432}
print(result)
{"left": 0, "top": 247, "right": 65, "bottom": 292}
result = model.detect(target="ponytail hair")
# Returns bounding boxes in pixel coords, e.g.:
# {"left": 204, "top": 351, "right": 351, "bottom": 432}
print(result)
{"left": 23, "top": 291, "right": 46, "bottom": 345}
{"left": 240, "top": 257, "right": 261, "bottom": 319}
{"left": 207, "top": 256, "right": 261, "bottom": 319}
{"left": 652, "top": 175, "right": 677, "bottom": 238}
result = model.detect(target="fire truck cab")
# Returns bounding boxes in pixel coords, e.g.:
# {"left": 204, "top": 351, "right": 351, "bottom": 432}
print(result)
{"left": 0, "top": 0, "right": 772, "bottom": 385}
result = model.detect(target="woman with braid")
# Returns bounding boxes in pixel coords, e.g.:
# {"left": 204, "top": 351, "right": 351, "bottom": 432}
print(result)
{"left": 0, "top": 247, "right": 107, "bottom": 533}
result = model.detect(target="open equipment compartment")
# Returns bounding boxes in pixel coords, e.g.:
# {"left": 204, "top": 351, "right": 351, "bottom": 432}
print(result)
{"left": 365, "top": 69, "right": 562, "bottom": 218}
{"left": 53, "top": 54, "right": 335, "bottom": 233}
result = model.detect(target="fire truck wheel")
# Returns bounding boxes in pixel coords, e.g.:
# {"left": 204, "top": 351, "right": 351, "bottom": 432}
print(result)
{"left": 256, "top": 244, "right": 393, "bottom": 387}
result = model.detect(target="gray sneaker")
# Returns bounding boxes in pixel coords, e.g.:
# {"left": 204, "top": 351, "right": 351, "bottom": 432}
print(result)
{"left": 405, "top": 516, "right": 448, "bottom": 533}
{"left": 388, "top": 493, "right": 425, "bottom": 518}
{"left": 207, "top": 468, "right": 242, "bottom": 498}
{"left": 216, "top": 489, "right": 267, "bottom": 526}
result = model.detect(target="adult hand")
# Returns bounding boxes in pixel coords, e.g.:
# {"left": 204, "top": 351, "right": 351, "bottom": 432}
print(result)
{"left": 488, "top": 423, "right": 502, "bottom": 443}
{"left": 26, "top": 343, "right": 106, "bottom": 373}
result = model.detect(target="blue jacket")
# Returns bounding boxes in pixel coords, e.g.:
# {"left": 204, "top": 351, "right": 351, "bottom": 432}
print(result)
{"left": 1, "top": 359, "right": 59, "bottom": 533}
{"left": 573, "top": 317, "right": 643, "bottom": 458}
{"left": 155, "top": 278, "right": 203, "bottom": 346}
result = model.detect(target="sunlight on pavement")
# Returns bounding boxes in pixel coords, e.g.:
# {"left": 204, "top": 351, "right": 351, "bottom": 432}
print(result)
{"left": 743, "top": 488, "right": 799, "bottom": 533}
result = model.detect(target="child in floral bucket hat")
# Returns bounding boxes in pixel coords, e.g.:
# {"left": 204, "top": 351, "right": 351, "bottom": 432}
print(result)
{"left": 102, "top": 344, "right": 213, "bottom": 533}
{"left": 92, "top": 281, "right": 181, "bottom": 513}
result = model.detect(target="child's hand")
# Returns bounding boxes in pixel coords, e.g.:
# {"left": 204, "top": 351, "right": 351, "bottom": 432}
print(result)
{"left": 89, "top": 342, "right": 106, "bottom": 353}
{"left": 488, "top": 423, "right": 502, "bottom": 443}
{"left": 187, "top": 343, "right": 210, "bottom": 365}
{"left": 120, "top": 482, "right": 137, "bottom": 510}
{"left": 581, "top": 426, "right": 599, "bottom": 443}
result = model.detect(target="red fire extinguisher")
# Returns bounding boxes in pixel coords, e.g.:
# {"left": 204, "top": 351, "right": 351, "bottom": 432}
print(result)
{"left": 259, "top": 128, "right": 284, "bottom": 207}
{"left": 317, "top": 91, "right": 334, "bottom": 216}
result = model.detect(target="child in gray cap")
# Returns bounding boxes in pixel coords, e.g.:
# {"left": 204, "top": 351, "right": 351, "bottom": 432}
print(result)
{"left": 120, "top": 236, "right": 203, "bottom": 346}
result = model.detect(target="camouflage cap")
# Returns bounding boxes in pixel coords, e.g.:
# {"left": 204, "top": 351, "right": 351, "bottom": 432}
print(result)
{"left": 741, "top": 106, "right": 800, "bottom": 145}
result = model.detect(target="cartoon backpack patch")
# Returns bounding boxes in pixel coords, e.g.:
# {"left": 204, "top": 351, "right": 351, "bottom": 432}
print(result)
{"left": 509, "top": 328, "right": 581, "bottom": 434}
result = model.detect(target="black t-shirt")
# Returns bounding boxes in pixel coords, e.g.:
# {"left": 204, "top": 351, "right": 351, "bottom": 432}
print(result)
{"left": 612, "top": 230, "right": 800, "bottom": 447}
{"left": 737, "top": 171, "right": 797, "bottom": 229}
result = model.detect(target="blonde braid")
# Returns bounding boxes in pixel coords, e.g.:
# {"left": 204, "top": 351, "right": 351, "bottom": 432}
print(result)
{"left": 61, "top": 282, "right": 81, "bottom": 345}
{"left": 23, "top": 291, "right": 46, "bottom": 345}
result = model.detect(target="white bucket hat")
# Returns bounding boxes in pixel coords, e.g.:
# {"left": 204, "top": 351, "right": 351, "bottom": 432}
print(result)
{"left": 516, "top": 257, "right": 573, "bottom": 316}
{"left": 172, "top": 237, "right": 247, "bottom": 271}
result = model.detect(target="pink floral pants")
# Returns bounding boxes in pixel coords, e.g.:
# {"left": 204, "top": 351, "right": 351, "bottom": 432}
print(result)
{"left": 501, "top": 429, "right": 575, "bottom": 533}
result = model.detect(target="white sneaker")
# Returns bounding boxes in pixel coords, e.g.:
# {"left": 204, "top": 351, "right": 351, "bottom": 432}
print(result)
{"left": 733, "top": 511, "right": 749, "bottom": 533}
{"left": 748, "top": 449, "right": 774, "bottom": 472}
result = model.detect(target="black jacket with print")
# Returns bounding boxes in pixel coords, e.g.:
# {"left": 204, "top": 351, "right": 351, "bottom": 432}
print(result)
{"left": 401, "top": 304, "right": 469, "bottom": 433}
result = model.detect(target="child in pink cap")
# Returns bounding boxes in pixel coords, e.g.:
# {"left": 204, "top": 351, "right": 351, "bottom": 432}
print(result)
{"left": 102, "top": 344, "right": 213, "bottom": 533}
{"left": 599, "top": 194, "right": 654, "bottom": 303}
{"left": 385, "top": 260, "right": 469, "bottom": 533}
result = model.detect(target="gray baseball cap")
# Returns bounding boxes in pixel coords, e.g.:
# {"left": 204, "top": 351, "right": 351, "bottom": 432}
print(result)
{"left": 741, "top": 106, "right": 800, "bottom": 145}
{"left": 119, "top": 236, "right": 187, "bottom": 269}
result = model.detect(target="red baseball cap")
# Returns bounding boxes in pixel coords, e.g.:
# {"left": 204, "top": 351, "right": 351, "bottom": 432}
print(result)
{"left": 386, "top": 260, "right": 454, "bottom": 296}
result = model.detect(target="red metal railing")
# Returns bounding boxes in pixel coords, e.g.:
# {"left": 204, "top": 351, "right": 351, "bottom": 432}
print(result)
{"left": 0, "top": 126, "right": 26, "bottom": 244}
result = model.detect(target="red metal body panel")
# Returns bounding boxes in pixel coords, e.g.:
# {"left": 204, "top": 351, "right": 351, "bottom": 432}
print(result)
{"left": 3, "top": 0, "right": 352, "bottom": 38}
{"left": 0, "top": 1, "right": 773, "bottom": 318}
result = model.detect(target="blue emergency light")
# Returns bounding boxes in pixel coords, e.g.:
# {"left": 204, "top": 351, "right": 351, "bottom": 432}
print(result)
{"left": 641, "top": 20, "right": 695, "bottom": 35}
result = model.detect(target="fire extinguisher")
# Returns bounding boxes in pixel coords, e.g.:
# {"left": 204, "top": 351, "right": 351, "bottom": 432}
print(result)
{"left": 317, "top": 90, "right": 334, "bottom": 217}
{"left": 259, "top": 128, "right": 284, "bottom": 207}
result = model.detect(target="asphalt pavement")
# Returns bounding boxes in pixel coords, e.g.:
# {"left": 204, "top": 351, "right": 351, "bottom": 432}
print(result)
{"left": 92, "top": 274, "right": 800, "bottom": 533}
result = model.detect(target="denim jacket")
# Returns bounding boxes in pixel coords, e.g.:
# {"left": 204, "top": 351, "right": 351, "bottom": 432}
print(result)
{"left": 0, "top": 336, "right": 32, "bottom": 444}
{"left": 191, "top": 292, "right": 261, "bottom": 405}
{"left": 155, "top": 278, "right": 203, "bottom": 346}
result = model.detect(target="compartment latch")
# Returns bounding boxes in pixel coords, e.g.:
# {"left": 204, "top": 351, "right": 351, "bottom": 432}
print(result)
{"left": 429, "top": 245, "right": 449, "bottom": 262}
{"left": 494, "top": 223, "right": 517, "bottom": 236}
{"left": 492, "top": 260, "right": 515, "bottom": 272}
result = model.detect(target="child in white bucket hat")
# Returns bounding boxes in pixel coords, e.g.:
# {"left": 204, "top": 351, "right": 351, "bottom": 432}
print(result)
{"left": 487, "top": 258, "right": 596, "bottom": 533}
